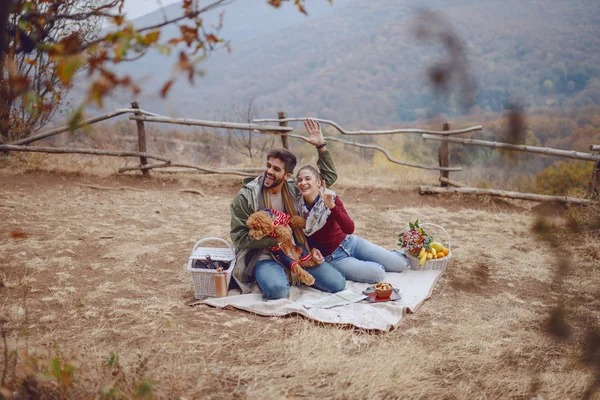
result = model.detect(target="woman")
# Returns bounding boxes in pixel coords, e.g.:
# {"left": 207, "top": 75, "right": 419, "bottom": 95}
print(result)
{"left": 296, "top": 165, "right": 408, "bottom": 283}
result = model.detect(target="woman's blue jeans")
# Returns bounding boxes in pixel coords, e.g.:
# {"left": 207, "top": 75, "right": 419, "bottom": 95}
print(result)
{"left": 324, "top": 235, "right": 409, "bottom": 284}
{"left": 254, "top": 259, "right": 346, "bottom": 300}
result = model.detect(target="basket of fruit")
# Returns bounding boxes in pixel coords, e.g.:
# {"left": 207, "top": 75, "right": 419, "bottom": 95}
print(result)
{"left": 398, "top": 220, "right": 451, "bottom": 271}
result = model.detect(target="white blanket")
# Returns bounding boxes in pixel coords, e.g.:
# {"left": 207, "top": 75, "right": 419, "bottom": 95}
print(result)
{"left": 202, "top": 269, "right": 444, "bottom": 331}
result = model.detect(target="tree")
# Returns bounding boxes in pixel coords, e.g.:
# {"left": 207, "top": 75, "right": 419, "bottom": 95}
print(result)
{"left": 0, "top": 0, "right": 319, "bottom": 143}
{"left": 536, "top": 160, "right": 594, "bottom": 196}
{"left": 1, "top": 0, "right": 107, "bottom": 142}
{"left": 223, "top": 96, "right": 265, "bottom": 160}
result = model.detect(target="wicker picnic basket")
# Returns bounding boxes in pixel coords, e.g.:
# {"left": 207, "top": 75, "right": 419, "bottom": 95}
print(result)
{"left": 186, "top": 237, "right": 236, "bottom": 299}
{"left": 403, "top": 223, "right": 452, "bottom": 271}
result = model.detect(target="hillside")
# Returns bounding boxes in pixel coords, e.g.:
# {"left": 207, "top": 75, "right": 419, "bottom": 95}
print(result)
{"left": 97, "top": 0, "right": 600, "bottom": 126}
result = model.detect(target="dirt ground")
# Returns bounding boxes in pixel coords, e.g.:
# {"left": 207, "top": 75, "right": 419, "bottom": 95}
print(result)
{"left": 1, "top": 165, "right": 599, "bottom": 399}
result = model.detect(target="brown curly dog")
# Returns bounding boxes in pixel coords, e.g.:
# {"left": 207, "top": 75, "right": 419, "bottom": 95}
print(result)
{"left": 246, "top": 209, "right": 318, "bottom": 286}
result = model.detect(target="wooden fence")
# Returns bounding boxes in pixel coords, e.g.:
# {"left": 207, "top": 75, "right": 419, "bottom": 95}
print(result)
{"left": 1, "top": 101, "right": 598, "bottom": 204}
{"left": 0, "top": 102, "right": 468, "bottom": 175}
{"left": 255, "top": 116, "right": 600, "bottom": 205}
{"left": 0, "top": 102, "right": 295, "bottom": 177}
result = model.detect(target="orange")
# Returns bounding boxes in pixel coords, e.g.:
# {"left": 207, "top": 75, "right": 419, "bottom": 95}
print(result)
{"left": 437, "top": 253, "right": 445, "bottom": 258}
{"left": 442, "top": 248, "right": 449, "bottom": 256}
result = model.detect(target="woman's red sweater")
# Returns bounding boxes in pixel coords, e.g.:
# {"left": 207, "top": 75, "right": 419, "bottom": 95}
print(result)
{"left": 306, "top": 196, "right": 355, "bottom": 257}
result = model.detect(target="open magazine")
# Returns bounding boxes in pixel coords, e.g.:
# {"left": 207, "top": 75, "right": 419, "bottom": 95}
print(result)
{"left": 297, "top": 289, "right": 367, "bottom": 309}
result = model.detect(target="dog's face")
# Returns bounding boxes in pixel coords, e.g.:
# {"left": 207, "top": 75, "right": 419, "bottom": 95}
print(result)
{"left": 247, "top": 211, "right": 274, "bottom": 240}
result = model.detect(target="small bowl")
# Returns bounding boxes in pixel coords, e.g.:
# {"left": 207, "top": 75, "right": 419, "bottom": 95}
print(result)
{"left": 375, "top": 287, "right": 393, "bottom": 298}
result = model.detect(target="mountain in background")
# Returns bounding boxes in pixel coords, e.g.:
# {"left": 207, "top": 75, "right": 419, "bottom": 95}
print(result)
{"left": 95, "top": 0, "right": 600, "bottom": 126}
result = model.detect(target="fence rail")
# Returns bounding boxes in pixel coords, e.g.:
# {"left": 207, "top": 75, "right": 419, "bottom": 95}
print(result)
{"left": 129, "top": 115, "right": 293, "bottom": 132}
{"left": 117, "top": 162, "right": 258, "bottom": 176}
{"left": 11, "top": 108, "right": 160, "bottom": 146}
{"left": 423, "top": 134, "right": 600, "bottom": 162}
{"left": 439, "top": 177, "right": 468, "bottom": 188}
{"left": 0, "top": 144, "right": 172, "bottom": 162}
{"left": 254, "top": 117, "right": 482, "bottom": 137}
{"left": 267, "top": 131, "right": 461, "bottom": 172}
{"left": 419, "top": 185, "right": 595, "bottom": 205}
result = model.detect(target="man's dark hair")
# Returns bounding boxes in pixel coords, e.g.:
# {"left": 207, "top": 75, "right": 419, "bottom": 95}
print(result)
{"left": 267, "top": 148, "right": 297, "bottom": 174}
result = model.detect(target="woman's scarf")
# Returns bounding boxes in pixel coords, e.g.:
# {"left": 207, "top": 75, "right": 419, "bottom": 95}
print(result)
{"left": 296, "top": 189, "right": 336, "bottom": 236}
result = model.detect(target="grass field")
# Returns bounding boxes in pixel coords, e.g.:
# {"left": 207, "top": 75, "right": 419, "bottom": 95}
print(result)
{"left": 1, "top": 153, "right": 599, "bottom": 399}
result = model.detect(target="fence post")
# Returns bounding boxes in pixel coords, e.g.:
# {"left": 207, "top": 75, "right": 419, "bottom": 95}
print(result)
{"left": 278, "top": 111, "right": 290, "bottom": 150}
{"left": 438, "top": 121, "right": 450, "bottom": 186}
{"left": 131, "top": 101, "right": 149, "bottom": 177}
{"left": 589, "top": 146, "right": 599, "bottom": 199}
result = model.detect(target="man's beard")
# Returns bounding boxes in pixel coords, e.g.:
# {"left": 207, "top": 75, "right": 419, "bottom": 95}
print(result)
{"left": 263, "top": 173, "right": 284, "bottom": 189}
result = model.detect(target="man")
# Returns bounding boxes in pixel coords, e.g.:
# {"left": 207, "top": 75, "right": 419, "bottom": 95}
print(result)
{"left": 230, "top": 119, "right": 346, "bottom": 299}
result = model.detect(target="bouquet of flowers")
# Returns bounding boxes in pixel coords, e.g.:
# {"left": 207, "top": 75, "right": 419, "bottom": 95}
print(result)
{"left": 397, "top": 220, "right": 432, "bottom": 256}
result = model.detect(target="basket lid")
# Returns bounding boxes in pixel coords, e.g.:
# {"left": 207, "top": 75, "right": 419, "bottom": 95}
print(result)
{"left": 190, "top": 247, "right": 234, "bottom": 262}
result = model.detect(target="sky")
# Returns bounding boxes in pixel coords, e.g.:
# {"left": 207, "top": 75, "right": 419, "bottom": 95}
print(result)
{"left": 121, "top": 0, "right": 181, "bottom": 20}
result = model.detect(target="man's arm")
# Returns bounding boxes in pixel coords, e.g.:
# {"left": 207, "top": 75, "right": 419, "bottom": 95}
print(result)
{"left": 317, "top": 149, "right": 337, "bottom": 188}
{"left": 230, "top": 193, "right": 278, "bottom": 250}
{"left": 302, "top": 118, "right": 337, "bottom": 187}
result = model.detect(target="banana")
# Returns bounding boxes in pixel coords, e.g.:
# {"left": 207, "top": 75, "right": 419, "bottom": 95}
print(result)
{"left": 427, "top": 252, "right": 433, "bottom": 259}
{"left": 419, "top": 254, "right": 427, "bottom": 266}
{"left": 430, "top": 247, "right": 437, "bottom": 257}
{"left": 431, "top": 242, "right": 443, "bottom": 252}
{"left": 419, "top": 247, "right": 426, "bottom": 258}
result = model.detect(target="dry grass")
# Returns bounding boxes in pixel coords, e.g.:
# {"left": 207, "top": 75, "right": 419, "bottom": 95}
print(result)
{"left": 0, "top": 153, "right": 599, "bottom": 399}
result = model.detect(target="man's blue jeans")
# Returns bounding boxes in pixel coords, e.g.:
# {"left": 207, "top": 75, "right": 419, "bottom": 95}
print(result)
{"left": 255, "top": 259, "right": 346, "bottom": 300}
{"left": 324, "top": 234, "right": 409, "bottom": 284}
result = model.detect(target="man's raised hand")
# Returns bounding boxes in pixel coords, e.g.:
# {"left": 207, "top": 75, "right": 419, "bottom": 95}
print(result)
{"left": 302, "top": 118, "right": 326, "bottom": 148}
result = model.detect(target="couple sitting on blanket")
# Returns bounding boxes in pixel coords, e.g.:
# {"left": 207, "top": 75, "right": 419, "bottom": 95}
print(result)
{"left": 230, "top": 118, "right": 408, "bottom": 299}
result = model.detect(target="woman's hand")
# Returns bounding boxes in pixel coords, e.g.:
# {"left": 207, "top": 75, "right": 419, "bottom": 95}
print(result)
{"left": 302, "top": 118, "right": 326, "bottom": 148}
{"left": 321, "top": 183, "right": 335, "bottom": 209}
{"left": 311, "top": 248, "right": 324, "bottom": 264}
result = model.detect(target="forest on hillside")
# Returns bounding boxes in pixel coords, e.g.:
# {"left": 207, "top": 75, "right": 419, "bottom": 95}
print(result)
{"left": 101, "top": 0, "right": 600, "bottom": 126}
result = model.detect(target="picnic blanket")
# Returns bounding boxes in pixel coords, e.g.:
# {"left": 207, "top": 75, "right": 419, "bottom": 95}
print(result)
{"left": 202, "top": 269, "right": 444, "bottom": 331}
